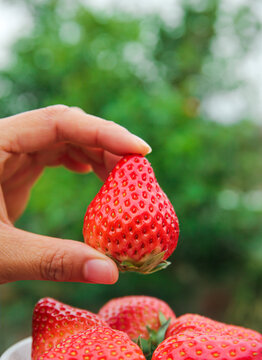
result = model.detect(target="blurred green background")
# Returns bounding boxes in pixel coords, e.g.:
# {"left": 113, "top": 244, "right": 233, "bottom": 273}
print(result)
{"left": 1, "top": 0, "right": 262, "bottom": 352}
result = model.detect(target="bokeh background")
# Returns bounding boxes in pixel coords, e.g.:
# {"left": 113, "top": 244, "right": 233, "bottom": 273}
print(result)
{"left": 1, "top": 0, "right": 262, "bottom": 352}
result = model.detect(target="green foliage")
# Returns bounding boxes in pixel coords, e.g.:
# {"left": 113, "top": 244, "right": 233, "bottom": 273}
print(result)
{"left": 0, "top": 0, "right": 261, "bottom": 352}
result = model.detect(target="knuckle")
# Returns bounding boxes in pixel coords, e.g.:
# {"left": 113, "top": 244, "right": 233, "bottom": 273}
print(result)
{"left": 41, "top": 104, "right": 71, "bottom": 141}
{"left": 70, "top": 106, "right": 85, "bottom": 113}
{"left": 42, "top": 104, "right": 70, "bottom": 122}
{"left": 105, "top": 120, "right": 116, "bottom": 128}
{"left": 40, "top": 250, "right": 73, "bottom": 282}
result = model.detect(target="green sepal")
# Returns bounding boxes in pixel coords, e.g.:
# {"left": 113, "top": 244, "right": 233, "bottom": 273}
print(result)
{"left": 109, "top": 251, "right": 171, "bottom": 274}
{"left": 159, "top": 311, "right": 168, "bottom": 326}
{"left": 154, "top": 311, "right": 171, "bottom": 345}
{"left": 137, "top": 336, "right": 152, "bottom": 360}
{"left": 134, "top": 312, "right": 171, "bottom": 360}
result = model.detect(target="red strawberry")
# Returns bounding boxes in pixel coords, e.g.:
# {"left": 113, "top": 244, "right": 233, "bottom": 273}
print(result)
{"left": 167, "top": 313, "right": 262, "bottom": 342}
{"left": 225, "top": 324, "right": 262, "bottom": 342}
{"left": 83, "top": 155, "right": 179, "bottom": 274}
{"left": 167, "top": 314, "right": 228, "bottom": 338}
{"left": 38, "top": 326, "right": 146, "bottom": 360}
{"left": 99, "top": 295, "right": 175, "bottom": 340}
{"left": 152, "top": 333, "right": 262, "bottom": 360}
{"left": 32, "top": 297, "right": 105, "bottom": 360}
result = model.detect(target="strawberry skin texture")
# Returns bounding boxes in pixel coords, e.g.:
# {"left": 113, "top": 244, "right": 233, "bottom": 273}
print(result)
{"left": 152, "top": 333, "right": 262, "bottom": 360}
{"left": 98, "top": 295, "right": 176, "bottom": 340}
{"left": 38, "top": 326, "right": 146, "bottom": 360}
{"left": 32, "top": 297, "right": 106, "bottom": 360}
{"left": 167, "top": 314, "right": 262, "bottom": 342}
{"left": 83, "top": 155, "right": 179, "bottom": 274}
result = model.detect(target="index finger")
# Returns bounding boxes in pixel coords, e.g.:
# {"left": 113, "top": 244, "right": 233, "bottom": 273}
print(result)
{"left": 0, "top": 105, "right": 152, "bottom": 156}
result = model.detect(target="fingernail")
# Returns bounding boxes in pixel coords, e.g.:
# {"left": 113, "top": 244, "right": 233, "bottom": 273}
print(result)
{"left": 134, "top": 135, "right": 152, "bottom": 154}
{"left": 83, "top": 259, "right": 117, "bottom": 284}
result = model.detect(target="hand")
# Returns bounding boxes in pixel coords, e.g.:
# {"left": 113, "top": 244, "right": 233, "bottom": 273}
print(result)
{"left": 0, "top": 105, "right": 151, "bottom": 284}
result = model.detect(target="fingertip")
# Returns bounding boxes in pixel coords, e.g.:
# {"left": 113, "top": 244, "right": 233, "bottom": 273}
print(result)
{"left": 83, "top": 258, "right": 119, "bottom": 284}
{"left": 133, "top": 135, "right": 152, "bottom": 156}
{"left": 145, "top": 145, "right": 152, "bottom": 155}
{"left": 111, "top": 260, "right": 119, "bottom": 283}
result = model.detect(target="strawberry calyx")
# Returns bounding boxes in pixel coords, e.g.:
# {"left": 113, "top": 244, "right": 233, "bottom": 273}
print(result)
{"left": 135, "top": 312, "right": 171, "bottom": 360}
{"left": 111, "top": 251, "right": 171, "bottom": 274}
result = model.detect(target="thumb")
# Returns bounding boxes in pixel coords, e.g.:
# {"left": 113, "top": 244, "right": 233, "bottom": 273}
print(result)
{"left": 0, "top": 223, "right": 119, "bottom": 284}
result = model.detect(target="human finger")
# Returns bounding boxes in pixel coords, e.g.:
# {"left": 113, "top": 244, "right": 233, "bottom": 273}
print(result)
{"left": 0, "top": 223, "right": 119, "bottom": 284}
{"left": 0, "top": 105, "right": 151, "bottom": 156}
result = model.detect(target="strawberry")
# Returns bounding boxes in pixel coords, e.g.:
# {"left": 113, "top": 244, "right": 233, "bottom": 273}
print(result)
{"left": 38, "top": 326, "right": 146, "bottom": 360}
{"left": 83, "top": 155, "right": 179, "bottom": 274}
{"left": 32, "top": 297, "right": 105, "bottom": 360}
{"left": 166, "top": 314, "right": 228, "bottom": 338}
{"left": 152, "top": 333, "right": 262, "bottom": 360}
{"left": 225, "top": 324, "right": 262, "bottom": 342}
{"left": 99, "top": 296, "right": 175, "bottom": 360}
{"left": 99, "top": 295, "right": 175, "bottom": 340}
{"left": 167, "top": 313, "right": 262, "bottom": 342}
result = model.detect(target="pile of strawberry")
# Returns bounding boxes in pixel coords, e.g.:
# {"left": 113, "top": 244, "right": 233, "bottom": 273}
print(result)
{"left": 32, "top": 296, "right": 262, "bottom": 360}
{"left": 31, "top": 154, "right": 261, "bottom": 359}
